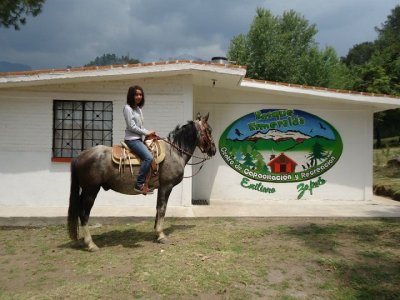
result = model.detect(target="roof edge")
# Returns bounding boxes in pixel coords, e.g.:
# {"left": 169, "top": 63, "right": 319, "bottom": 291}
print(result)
{"left": 242, "top": 78, "right": 400, "bottom": 100}
{"left": 0, "top": 60, "right": 247, "bottom": 88}
{"left": 0, "top": 60, "right": 246, "bottom": 77}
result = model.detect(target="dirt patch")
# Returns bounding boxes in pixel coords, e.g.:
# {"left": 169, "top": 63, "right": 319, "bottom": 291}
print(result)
{"left": 1, "top": 217, "right": 399, "bottom": 299}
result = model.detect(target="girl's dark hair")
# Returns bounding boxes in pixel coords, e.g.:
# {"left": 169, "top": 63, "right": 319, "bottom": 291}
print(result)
{"left": 126, "top": 85, "right": 145, "bottom": 108}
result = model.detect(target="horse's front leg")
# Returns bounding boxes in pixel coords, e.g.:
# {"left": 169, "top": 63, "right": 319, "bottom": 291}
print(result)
{"left": 154, "top": 185, "right": 173, "bottom": 243}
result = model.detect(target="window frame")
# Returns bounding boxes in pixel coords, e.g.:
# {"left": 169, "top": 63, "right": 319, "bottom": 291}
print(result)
{"left": 52, "top": 100, "right": 113, "bottom": 162}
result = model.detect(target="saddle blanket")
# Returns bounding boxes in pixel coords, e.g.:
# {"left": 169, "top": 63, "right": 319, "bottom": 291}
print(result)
{"left": 112, "top": 139, "right": 165, "bottom": 166}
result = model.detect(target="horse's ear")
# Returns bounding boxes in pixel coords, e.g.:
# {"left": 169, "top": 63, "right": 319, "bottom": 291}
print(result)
{"left": 196, "top": 112, "right": 201, "bottom": 121}
{"left": 203, "top": 113, "right": 209, "bottom": 122}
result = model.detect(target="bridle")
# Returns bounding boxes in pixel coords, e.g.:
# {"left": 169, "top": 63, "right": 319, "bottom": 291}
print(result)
{"left": 156, "top": 119, "right": 215, "bottom": 178}
{"left": 194, "top": 119, "right": 215, "bottom": 156}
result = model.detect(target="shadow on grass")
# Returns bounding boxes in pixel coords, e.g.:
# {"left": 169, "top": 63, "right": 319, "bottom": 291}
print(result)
{"left": 332, "top": 257, "right": 400, "bottom": 299}
{"left": 283, "top": 222, "right": 345, "bottom": 253}
{"left": 60, "top": 224, "right": 196, "bottom": 250}
{"left": 283, "top": 219, "right": 400, "bottom": 299}
{"left": 283, "top": 219, "right": 400, "bottom": 251}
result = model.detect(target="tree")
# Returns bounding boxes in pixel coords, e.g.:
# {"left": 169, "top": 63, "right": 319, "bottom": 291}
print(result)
{"left": 342, "top": 42, "right": 376, "bottom": 66}
{"left": 255, "top": 155, "right": 270, "bottom": 173}
{"left": 372, "top": 6, "right": 400, "bottom": 145}
{"left": 345, "top": 5, "right": 400, "bottom": 96}
{"left": 234, "top": 149, "right": 243, "bottom": 162}
{"left": 375, "top": 6, "right": 400, "bottom": 95}
{"left": 307, "top": 142, "right": 328, "bottom": 166}
{"left": 0, "top": 0, "right": 45, "bottom": 30}
{"left": 343, "top": 5, "right": 400, "bottom": 146}
{"left": 227, "top": 8, "right": 351, "bottom": 89}
{"left": 242, "top": 153, "right": 255, "bottom": 169}
{"left": 85, "top": 53, "right": 140, "bottom": 67}
{"left": 303, "top": 46, "right": 355, "bottom": 90}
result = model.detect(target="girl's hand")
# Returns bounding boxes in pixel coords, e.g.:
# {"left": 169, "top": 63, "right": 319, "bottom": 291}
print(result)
{"left": 147, "top": 130, "right": 157, "bottom": 138}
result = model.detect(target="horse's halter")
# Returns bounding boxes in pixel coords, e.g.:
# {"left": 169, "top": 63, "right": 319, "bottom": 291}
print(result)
{"left": 158, "top": 115, "right": 216, "bottom": 178}
{"left": 194, "top": 119, "right": 215, "bottom": 156}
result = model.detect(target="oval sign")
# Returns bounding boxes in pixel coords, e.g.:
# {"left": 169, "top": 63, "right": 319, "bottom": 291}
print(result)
{"left": 218, "top": 109, "right": 343, "bottom": 183}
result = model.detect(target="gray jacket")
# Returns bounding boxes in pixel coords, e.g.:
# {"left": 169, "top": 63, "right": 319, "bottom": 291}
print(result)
{"left": 123, "top": 104, "right": 150, "bottom": 140}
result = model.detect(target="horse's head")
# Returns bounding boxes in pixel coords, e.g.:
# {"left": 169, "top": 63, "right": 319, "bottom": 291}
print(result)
{"left": 195, "top": 113, "right": 217, "bottom": 157}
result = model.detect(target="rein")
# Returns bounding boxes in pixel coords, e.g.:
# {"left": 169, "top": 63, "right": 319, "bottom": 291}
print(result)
{"left": 158, "top": 137, "right": 211, "bottom": 178}
{"left": 153, "top": 120, "right": 213, "bottom": 178}
{"left": 160, "top": 137, "right": 211, "bottom": 162}
{"left": 157, "top": 137, "right": 211, "bottom": 178}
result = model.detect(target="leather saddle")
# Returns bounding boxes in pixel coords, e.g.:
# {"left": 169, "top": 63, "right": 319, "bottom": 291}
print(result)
{"left": 112, "top": 139, "right": 165, "bottom": 170}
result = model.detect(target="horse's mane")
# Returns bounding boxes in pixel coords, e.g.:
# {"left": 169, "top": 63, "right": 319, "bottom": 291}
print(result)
{"left": 167, "top": 121, "right": 198, "bottom": 152}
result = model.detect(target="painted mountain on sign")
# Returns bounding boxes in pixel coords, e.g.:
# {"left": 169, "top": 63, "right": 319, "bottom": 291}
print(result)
{"left": 228, "top": 129, "right": 335, "bottom": 152}
{"left": 246, "top": 129, "right": 311, "bottom": 142}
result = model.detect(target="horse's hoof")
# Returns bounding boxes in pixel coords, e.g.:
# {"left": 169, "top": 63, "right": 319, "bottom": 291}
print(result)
{"left": 87, "top": 244, "right": 100, "bottom": 252}
{"left": 157, "top": 237, "right": 169, "bottom": 244}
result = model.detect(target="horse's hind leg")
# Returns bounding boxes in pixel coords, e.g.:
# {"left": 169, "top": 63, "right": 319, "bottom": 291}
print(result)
{"left": 79, "top": 187, "right": 100, "bottom": 252}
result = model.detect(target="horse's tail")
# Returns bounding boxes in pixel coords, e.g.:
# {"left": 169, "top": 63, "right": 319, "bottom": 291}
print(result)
{"left": 68, "top": 158, "right": 80, "bottom": 241}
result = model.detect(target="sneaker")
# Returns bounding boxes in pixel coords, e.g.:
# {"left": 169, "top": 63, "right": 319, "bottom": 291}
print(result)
{"left": 134, "top": 184, "right": 154, "bottom": 195}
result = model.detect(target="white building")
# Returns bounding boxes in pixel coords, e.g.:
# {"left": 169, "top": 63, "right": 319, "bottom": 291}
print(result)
{"left": 1, "top": 60, "right": 399, "bottom": 216}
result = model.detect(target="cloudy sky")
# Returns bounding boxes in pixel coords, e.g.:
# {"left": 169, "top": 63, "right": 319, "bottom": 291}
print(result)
{"left": 0, "top": 0, "right": 398, "bottom": 70}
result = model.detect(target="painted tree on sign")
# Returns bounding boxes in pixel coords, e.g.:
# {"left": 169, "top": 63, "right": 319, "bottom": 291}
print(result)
{"left": 243, "top": 153, "right": 255, "bottom": 169}
{"left": 307, "top": 142, "right": 328, "bottom": 166}
{"left": 255, "top": 155, "right": 270, "bottom": 173}
{"left": 234, "top": 150, "right": 244, "bottom": 162}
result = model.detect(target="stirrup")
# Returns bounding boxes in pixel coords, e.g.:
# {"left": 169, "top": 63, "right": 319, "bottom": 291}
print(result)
{"left": 134, "top": 184, "right": 154, "bottom": 195}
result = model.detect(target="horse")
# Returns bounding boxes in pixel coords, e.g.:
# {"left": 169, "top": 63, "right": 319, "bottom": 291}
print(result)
{"left": 67, "top": 113, "right": 216, "bottom": 251}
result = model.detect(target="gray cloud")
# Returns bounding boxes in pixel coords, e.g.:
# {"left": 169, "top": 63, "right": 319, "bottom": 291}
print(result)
{"left": 0, "top": 0, "right": 398, "bottom": 70}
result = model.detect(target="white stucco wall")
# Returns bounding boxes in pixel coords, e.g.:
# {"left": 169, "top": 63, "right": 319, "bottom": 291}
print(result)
{"left": 0, "top": 75, "right": 193, "bottom": 209}
{"left": 0, "top": 69, "right": 388, "bottom": 215}
{"left": 193, "top": 86, "right": 374, "bottom": 201}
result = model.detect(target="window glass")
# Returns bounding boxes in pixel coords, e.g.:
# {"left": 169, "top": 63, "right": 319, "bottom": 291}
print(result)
{"left": 52, "top": 100, "right": 113, "bottom": 158}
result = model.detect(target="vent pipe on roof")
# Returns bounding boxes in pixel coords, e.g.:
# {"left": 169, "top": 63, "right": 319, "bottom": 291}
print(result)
{"left": 211, "top": 56, "right": 228, "bottom": 64}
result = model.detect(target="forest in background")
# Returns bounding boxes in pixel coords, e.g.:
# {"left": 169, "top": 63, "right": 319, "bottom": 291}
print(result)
{"left": 1, "top": 2, "right": 399, "bottom": 147}
{"left": 227, "top": 6, "right": 400, "bottom": 148}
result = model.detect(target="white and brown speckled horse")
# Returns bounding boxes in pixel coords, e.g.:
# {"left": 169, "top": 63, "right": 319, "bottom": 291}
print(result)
{"left": 68, "top": 113, "right": 216, "bottom": 251}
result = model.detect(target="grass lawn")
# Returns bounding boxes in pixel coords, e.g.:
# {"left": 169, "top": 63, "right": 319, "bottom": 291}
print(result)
{"left": 1, "top": 142, "right": 399, "bottom": 299}
{"left": 1, "top": 217, "right": 400, "bottom": 299}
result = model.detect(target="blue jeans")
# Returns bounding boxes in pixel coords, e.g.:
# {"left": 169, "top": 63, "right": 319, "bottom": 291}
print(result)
{"left": 125, "top": 139, "right": 153, "bottom": 186}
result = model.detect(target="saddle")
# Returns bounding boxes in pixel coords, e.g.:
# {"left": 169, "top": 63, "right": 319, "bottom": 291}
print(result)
{"left": 112, "top": 139, "right": 165, "bottom": 176}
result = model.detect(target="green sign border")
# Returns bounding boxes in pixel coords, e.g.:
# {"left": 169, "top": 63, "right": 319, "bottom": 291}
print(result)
{"left": 218, "top": 109, "right": 343, "bottom": 183}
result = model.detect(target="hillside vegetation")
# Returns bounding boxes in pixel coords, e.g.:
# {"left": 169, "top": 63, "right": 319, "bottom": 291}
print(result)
{"left": 373, "top": 139, "right": 400, "bottom": 200}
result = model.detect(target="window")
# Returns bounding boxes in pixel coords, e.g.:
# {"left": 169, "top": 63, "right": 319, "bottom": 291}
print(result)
{"left": 52, "top": 100, "right": 113, "bottom": 159}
